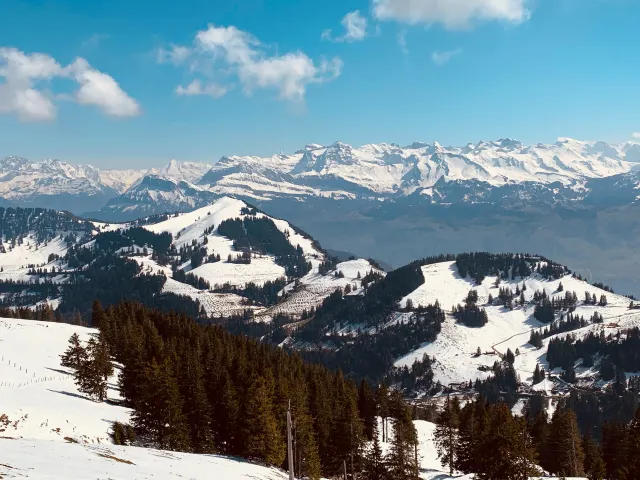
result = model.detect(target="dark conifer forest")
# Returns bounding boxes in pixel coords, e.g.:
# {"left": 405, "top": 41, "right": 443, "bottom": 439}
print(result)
{"left": 64, "top": 300, "right": 426, "bottom": 480}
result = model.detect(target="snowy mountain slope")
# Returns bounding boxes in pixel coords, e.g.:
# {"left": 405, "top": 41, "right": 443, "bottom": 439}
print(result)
{"left": 0, "top": 233, "right": 72, "bottom": 285}
{"left": 0, "top": 157, "right": 123, "bottom": 213}
{"left": 0, "top": 306, "right": 582, "bottom": 480}
{"left": 159, "top": 159, "right": 212, "bottom": 184}
{"left": 142, "top": 197, "right": 324, "bottom": 291}
{"left": 96, "top": 175, "right": 220, "bottom": 221}
{"left": 394, "top": 260, "right": 639, "bottom": 387}
{"left": 98, "top": 168, "right": 152, "bottom": 193}
{"left": 0, "top": 316, "right": 571, "bottom": 480}
{"left": 111, "top": 198, "right": 383, "bottom": 320}
{"left": 0, "top": 318, "right": 292, "bottom": 480}
{"left": 162, "top": 277, "right": 265, "bottom": 318}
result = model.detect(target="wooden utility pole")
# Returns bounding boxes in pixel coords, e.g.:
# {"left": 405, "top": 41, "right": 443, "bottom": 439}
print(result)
{"left": 287, "top": 401, "right": 295, "bottom": 480}
{"left": 293, "top": 417, "right": 297, "bottom": 476}
{"left": 350, "top": 422, "right": 355, "bottom": 480}
{"left": 343, "top": 460, "right": 348, "bottom": 480}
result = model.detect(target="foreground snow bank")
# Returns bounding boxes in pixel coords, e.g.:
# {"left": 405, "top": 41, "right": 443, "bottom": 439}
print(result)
{"left": 0, "top": 438, "right": 289, "bottom": 480}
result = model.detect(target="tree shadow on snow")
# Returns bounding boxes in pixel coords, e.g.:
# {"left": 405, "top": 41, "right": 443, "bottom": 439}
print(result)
{"left": 45, "top": 367, "right": 73, "bottom": 376}
{"left": 46, "top": 389, "right": 93, "bottom": 402}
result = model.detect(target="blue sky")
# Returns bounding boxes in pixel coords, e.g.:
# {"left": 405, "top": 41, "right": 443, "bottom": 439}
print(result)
{"left": 0, "top": 0, "right": 639, "bottom": 169}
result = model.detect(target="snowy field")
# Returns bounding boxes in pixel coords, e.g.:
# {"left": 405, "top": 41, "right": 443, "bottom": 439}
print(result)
{"left": 395, "top": 261, "right": 639, "bottom": 386}
{"left": 0, "top": 439, "right": 291, "bottom": 480}
{"left": 0, "top": 319, "right": 130, "bottom": 443}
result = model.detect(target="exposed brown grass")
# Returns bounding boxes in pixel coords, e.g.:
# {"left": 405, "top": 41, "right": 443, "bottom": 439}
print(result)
{"left": 96, "top": 453, "right": 135, "bottom": 465}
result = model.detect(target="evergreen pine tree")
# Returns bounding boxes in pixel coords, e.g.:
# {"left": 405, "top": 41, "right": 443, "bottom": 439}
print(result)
{"left": 386, "top": 411, "right": 419, "bottom": 480}
{"left": 358, "top": 379, "right": 377, "bottom": 440}
{"left": 91, "top": 299, "right": 106, "bottom": 329}
{"left": 533, "top": 364, "right": 542, "bottom": 384}
{"left": 241, "top": 373, "right": 286, "bottom": 466}
{"left": 289, "top": 368, "right": 321, "bottom": 480}
{"left": 583, "top": 432, "right": 606, "bottom": 480}
{"left": 183, "top": 354, "right": 215, "bottom": 454}
{"left": 60, "top": 333, "right": 87, "bottom": 370}
{"left": 546, "top": 409, "right": 585, "bottom": 477}
{"left": 602, "top": 421, "right": 629, "bottom": 480}
{"left": 475, "top": 403, "right": 538, "bottom": 480}
{"left": 362, "top": 420, "right": 387, "bottom": 480}
{"left": 434, "top": 395, "right": 459, "bottom": 476}
{"left": 625, "top": 408, "right": 640, "bottom": 479}
{"left": 376, "top": 384, "right": 390, "bottom": 443}
{"left": 215, "top": 369, "right": 240, "bottom": 454}
{"left": 455, "top": 398, "right": 485, "bottom": 474}
{"left": 131, "top": 358, "right": 190, "bottom": 451}
{"left": 74, "top": 336, "right": 112, "bottom": 402}
{"left": 329, "top": 372, "right": 364, "bottom": 476}
{"left": 587, "top": 455, "right": 607, "bottom": 480}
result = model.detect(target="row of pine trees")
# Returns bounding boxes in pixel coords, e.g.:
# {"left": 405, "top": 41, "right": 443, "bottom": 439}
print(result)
{"left": 434, "top": 394, "right": 640, "bottom": 480}
{"left": 60, "top": 301, "right": 425, "bottom": 479}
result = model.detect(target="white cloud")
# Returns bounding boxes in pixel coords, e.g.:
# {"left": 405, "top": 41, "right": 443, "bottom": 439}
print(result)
{"left": 176, "top": 79, "right": 228, "bottom": 98}
{"left": 0, "top": 48, "right": 61, "bottom": 121}
{"left": 431, "top": 48, "right": 463, "bottom": 65}
{"left": 372, "top": 0, "right": 530, "bottom": 29}
{"left": 633, "top": 132, "right": 640, "bottom": 139}
{"left": 161, "top": 24, "right": 342, "bottom": 103}
{"left": 67, "top": 58, "right": 141, "bottom": 117}
{"left": 322, "top": 11, "right": 368, "bottom": 42}
{"left": 0, "top": 47, "right": 140, "bottom": 122}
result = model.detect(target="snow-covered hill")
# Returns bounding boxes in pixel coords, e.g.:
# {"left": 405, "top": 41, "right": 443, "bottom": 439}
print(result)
{"left": 0, "top": 318, "right": 292, "bottom": 480}
{"left": 142, "top": 196, "right": 324, "bottom": 287}
{"left": 0, "top": 197, "right": 377, "bottom": 320}
{"left": 393, "top": 260, "right": 640, "bottom": 390}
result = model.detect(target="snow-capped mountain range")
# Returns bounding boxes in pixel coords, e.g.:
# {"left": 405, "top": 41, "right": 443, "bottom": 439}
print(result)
{"left": 200, "top": 137, "right": 640, "bottom": 199}
{"left": 3, "top": 137, "right": 640, "bottom": 218}
{"left": 0, "top": 156, "right": 211, "bottom": 214}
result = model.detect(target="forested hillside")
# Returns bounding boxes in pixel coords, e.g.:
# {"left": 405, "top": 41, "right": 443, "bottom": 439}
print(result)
{"left": 58, "top": 301, "right": 425, "bottom": 480}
